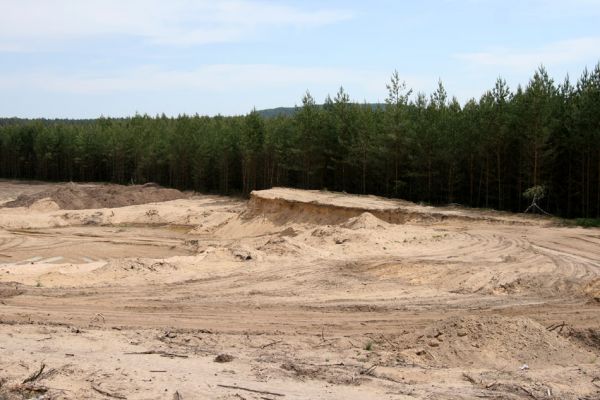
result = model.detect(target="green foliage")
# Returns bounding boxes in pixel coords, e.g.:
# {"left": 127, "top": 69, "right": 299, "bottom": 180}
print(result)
{"left": 523, "top": 185, "right": 546, "bottom": 201}
{"left": 574, "top": 218, "right": 600, "bottom": 228}
{"left": 1, "top": 64, "right": 600, "bottom": 218}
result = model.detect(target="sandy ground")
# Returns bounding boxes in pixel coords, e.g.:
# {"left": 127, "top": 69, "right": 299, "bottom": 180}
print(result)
{"left": 0, "top": 181, "right": 598, "bottom": 399}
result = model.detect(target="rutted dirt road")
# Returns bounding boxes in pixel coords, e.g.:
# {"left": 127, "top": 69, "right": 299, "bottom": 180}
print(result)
{"left": 0, "top": 181, "right": 598, "bottom": 399}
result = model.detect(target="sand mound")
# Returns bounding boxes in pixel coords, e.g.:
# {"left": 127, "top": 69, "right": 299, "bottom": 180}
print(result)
{"left": 0, "top": 283, "right": 24, "bottom": 298}
{"left": 256, "top": 237, "right": 302, "bottom": 256}
{"left": 584, "top": 278, "right": 600, "bottom": 302}
{"left": 2, "top": 183, "right": 186, "bottom": 210}
{"left": 249, "top": 188, "right": 542, "bottom": 226}
{"left": 343, "top": 212, "right": 388, "bottom": 230}
{"left": 405, "top": 315, "right": 591, "bottom": 368}
{"left": 28, "top": 197, "right": 60, "bottom": 211}
{"left": 247, "top": 195, "right": 361, "bottom": 225}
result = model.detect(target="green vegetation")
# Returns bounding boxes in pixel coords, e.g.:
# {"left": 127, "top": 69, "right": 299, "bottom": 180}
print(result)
{"left": 574, "top": 218, "right": 600, "bottom": 228}
{"left": 1, "top": 65, "right": 600, "bottom": 218}
{"left": 523, "top": 185, "right": 550, "bottom": 215}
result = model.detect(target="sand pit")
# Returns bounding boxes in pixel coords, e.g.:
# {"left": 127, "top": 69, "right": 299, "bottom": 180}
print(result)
{"left": 0, "top": 182, "right": 598, "bottom": 399}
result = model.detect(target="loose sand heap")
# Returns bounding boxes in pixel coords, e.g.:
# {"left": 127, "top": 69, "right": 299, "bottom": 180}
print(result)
{"left": 405, "top": 315, "right": 593, "bottom": 368}
{"left": 0, "top": 182, "right": 598, "bottom": 399}
{"left": 3, "top": 181, "right": 186, "bottom": 210}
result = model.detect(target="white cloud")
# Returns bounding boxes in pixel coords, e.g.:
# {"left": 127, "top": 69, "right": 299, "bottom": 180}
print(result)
{"left": 1, "top": 64, "right": 427, "bottom": 116}
{"left": 444, "top": 0, "right": 600, "bottom": 18}
{"left": 0, "top": 0, "right": 352, "bottom": 50}
{"left": 0, "top": 64, "right": 394, "bottom": 95}
{"left": 456, "top": 37, "right": 600, "bottom": 71}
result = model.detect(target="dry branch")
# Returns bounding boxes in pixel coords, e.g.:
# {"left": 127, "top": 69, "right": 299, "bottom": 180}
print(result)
{"left": 462, "top": 373, "right": 478, "bottom": 385}
{"left": 217, "top": 384, "right": 284, "bottom": 397}
{"left": 91, "top": 384, "right": 127, "bottom": 399}
{"left": 315, "top": 362, "right": 345, "bottom": 367}
{"left": 546, "top": 321, "right": 566, "bottom": 332}
{"left": 359, "top": 364, "right": 378, "bottom": 376}
{"left": 22, "top": 363, "right": 45, "bottom": 384}
{"left": 124, "top": 350, "right": 188, "bottom": 358}
{"left": 260, "top": 340, "right": 282, "bottom": 349}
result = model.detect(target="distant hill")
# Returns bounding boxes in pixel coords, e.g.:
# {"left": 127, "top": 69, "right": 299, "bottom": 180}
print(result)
{"left": 0, "top": 117, "right": 100, "bottom": 126}
{"left": 1, "top": 103, "right": 387, "bottom": 122}
{"left": 256, "top": 107, "right": 298, "bottom": 118}
{"left": 256, "top": 103, "right": 386, "bottom": 118}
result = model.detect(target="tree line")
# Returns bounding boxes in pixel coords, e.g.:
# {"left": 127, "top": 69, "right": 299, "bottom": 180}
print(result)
{"left": 1, "top": 65, "right": 599, "bottom": 218}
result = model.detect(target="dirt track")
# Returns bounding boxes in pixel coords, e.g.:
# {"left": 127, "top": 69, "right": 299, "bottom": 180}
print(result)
{"left": 0, "top": 181, "right": 599, "bottom": 399}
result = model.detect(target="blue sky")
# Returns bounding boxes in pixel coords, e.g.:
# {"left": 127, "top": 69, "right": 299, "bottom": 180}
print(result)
{"left": 1, "top": 0, "right": 599, "bottom": 118}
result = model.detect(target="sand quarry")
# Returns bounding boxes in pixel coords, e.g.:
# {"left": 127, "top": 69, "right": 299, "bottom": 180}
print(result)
{"left": 0, "top": 181, "right": 598, "bottom": 400}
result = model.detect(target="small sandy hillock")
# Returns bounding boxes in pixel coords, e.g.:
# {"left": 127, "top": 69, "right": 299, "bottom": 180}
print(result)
{"left": 2, "top": 182, "right": 186, "bottom": 210}
{"left": 404, "top": 315, "right": 592, "bottom": 369}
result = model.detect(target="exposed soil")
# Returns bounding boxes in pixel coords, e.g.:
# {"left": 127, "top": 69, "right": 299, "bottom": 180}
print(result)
{"left": 2, "top": 181, "right": 186, "bottom": 210}
{"left": 0, "top": 182, "right": 598, "bottom": 399}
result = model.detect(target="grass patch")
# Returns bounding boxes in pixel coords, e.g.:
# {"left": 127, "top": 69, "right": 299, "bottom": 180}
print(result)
{"left": 573, "top": 218, "right": 600, "bottom": 228}
{"left": 558, "top": 218, "right": 600, "bottom": 228}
